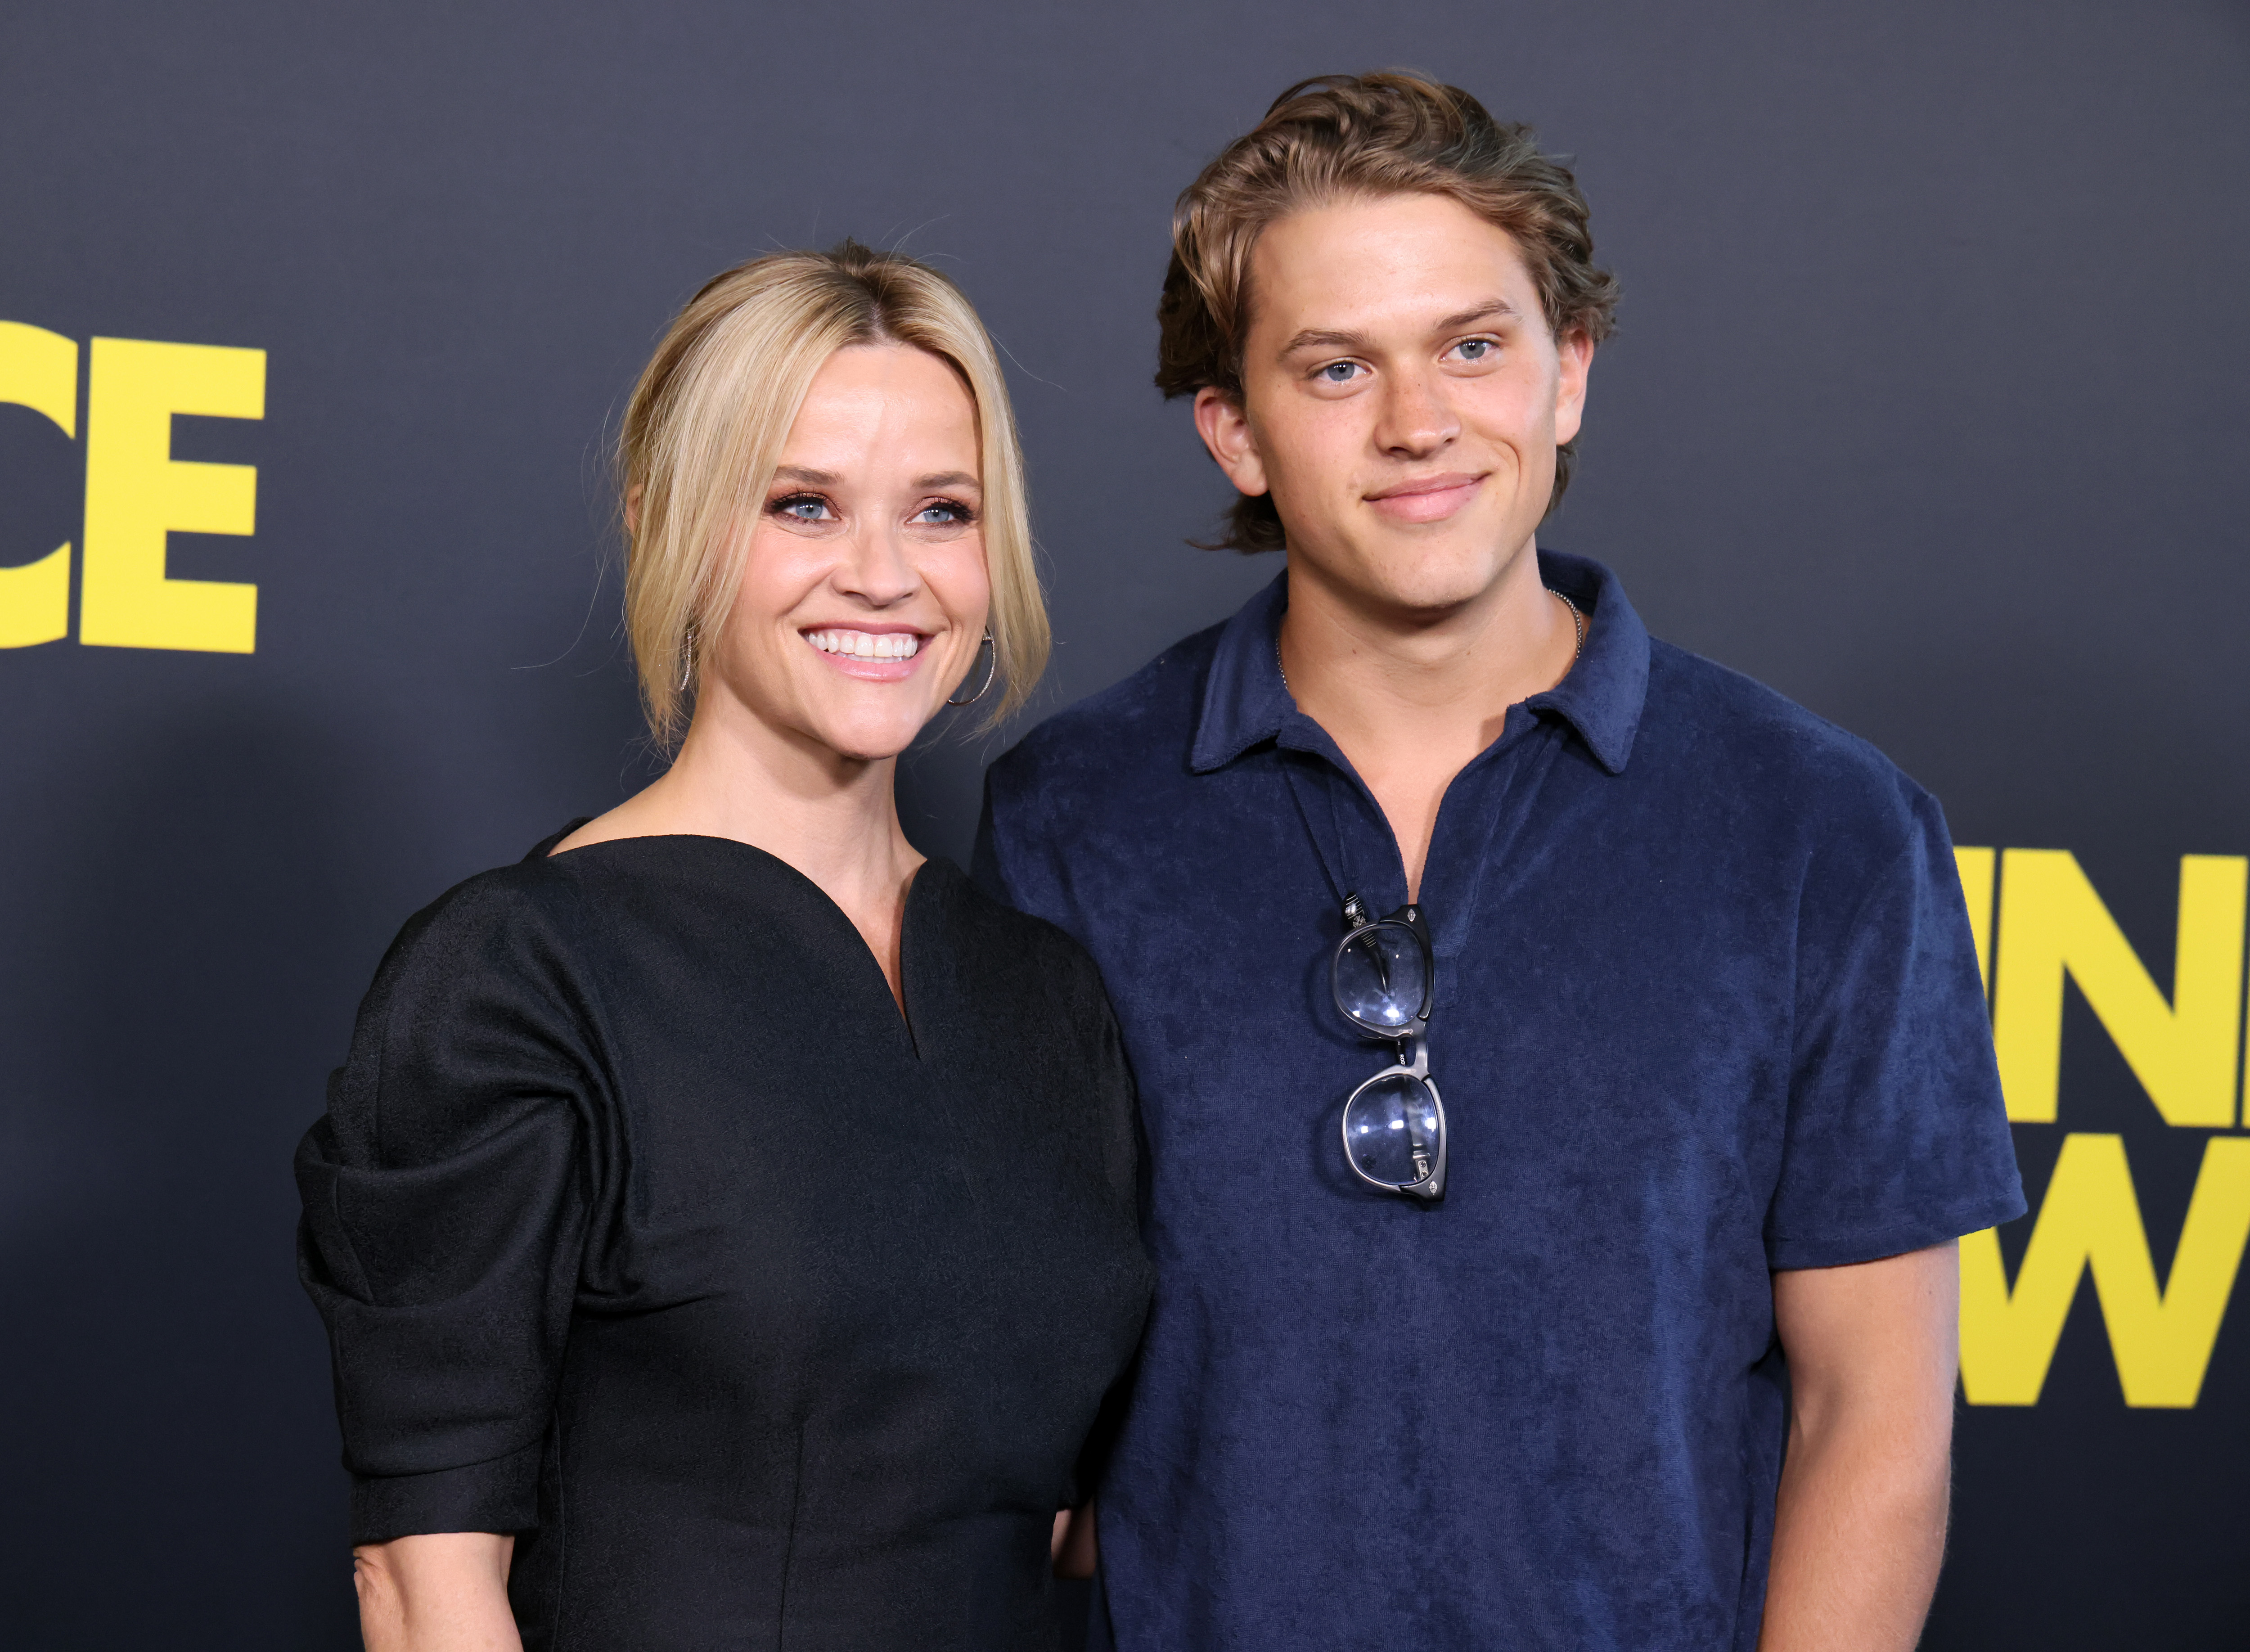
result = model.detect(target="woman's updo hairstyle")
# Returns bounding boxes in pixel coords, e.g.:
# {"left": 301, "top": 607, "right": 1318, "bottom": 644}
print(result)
{"left": 618, "top": 241, "right": 1048, "bottom": 745}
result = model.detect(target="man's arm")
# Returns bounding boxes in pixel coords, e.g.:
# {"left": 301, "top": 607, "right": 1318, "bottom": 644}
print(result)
{"left": 1759, "top": 1241, "right": 1958, "bottom": 1652}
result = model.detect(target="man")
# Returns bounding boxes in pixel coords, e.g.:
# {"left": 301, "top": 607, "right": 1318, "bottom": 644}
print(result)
{"left": 977, "top": 72, "right": 2021, "bottom": 1651}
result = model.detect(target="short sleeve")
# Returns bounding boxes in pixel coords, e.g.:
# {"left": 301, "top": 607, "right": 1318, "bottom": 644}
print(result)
{"left": 1764, "top": 794, "right": 2025, "bottom": 1270}
{"left": 295, "top": 875, "right": 603, "bottom": 1544}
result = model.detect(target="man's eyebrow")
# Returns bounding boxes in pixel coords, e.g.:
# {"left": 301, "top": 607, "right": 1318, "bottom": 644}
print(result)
{"left": 1281, "top": 327, "right": 1376, "bottom": 356}
{"left": 1279, "top": 301, "right": 1523, "bottom": 357}
{"left": 1435, "top": 300, "right": 1521, "bottom": 333}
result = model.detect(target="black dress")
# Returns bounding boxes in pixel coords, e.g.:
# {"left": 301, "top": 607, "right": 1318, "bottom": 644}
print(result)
{"left": 295, "top": 829, "right": 1152, "bottom": 1651}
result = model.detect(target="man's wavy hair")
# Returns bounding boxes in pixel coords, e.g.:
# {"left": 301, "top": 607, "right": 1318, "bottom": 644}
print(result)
{"left": 1156, "top": 71, "right": 1620, "bottom": 554}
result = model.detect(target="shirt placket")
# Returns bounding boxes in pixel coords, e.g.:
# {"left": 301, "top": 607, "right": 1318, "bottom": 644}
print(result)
{"left": 1277, "top": 705, "right": 1569, "bottom": 955}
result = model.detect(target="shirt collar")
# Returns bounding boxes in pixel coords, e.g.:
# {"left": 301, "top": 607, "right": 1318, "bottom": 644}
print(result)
{"left": 1188, "top": 549, "right": 1651, "bottom": 777}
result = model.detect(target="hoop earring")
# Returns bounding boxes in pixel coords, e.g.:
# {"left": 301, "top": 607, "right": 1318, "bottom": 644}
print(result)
{"left": 945, "top": 629, "right": 997, "bottom": 707}
{"left": 678, "top": 624, "right": 698, "bottom": 694}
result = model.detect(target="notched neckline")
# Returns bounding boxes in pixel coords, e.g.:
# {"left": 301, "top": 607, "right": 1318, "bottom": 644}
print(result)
{"left": 538, "top": 826, "right": 939, "bottom": 1062}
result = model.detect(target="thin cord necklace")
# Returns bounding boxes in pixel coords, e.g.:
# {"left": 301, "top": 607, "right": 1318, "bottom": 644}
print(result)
{"left": 1277, "top": 586, "right": 1584, "bottom": 694}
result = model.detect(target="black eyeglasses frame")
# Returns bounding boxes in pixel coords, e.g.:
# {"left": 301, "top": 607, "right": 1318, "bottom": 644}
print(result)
{"left": 1331, "top": 895, "right": 1448, "bottom": 1202}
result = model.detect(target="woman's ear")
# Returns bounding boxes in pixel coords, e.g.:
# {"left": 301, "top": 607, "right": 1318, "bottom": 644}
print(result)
{"left": 1192, "top": 388, "right": 1269, "bottom": 500}
{"left": 624, "top": 482, "right": 645, "bottom": 535}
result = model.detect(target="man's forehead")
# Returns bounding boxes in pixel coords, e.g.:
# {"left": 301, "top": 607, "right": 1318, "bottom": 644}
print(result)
{"left": 1249, "top": 195, "right": 1537, "bottom": 341}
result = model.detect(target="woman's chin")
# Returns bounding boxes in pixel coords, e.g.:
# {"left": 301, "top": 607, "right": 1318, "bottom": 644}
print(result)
{"left": 801, "top": 704, "right": 934, "bottom": 765}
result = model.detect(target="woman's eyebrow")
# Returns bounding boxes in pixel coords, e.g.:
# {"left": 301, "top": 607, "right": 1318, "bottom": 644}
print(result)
{"left": 771, "top": 464, "right": 978, "bottom": 490}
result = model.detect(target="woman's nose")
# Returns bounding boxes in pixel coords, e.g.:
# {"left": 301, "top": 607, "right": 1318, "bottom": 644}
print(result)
{"left": 836, "top": 519, "right": 920, "bottom": 607}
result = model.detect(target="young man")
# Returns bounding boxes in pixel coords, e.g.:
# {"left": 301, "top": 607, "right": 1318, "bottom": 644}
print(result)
{"left": 977, "top": 73, "right": 2021, "bottom": 1651}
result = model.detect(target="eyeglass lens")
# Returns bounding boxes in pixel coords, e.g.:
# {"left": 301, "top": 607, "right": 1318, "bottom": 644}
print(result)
{"left": 1342, "top": 1071, "right": 1443, "bottom": 1188}
{"left": 1333, "top": 921, "right": 1427, "bottom": 1032}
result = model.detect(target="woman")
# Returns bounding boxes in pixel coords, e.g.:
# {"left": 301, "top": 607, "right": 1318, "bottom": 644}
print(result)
{"left": 296, "top": 243, "right": 1152, "bottom": 1651}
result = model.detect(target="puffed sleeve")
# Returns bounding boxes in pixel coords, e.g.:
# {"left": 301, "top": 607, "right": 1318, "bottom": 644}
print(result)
{"left": 1763, "top": 792, "right": 2025, "bottom": 1269}
{"left": 295, "top": 873, "right": 606, "bottom": 1544}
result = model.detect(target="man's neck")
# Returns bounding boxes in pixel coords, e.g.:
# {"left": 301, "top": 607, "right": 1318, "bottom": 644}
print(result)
{"left": 1277, "top": 540, "right": 1578, "bottom": 900}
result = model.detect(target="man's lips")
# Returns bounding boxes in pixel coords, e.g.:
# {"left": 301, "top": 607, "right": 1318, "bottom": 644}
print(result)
{"left": 1364, "top": 472, "right": 1485, "bottom": 524}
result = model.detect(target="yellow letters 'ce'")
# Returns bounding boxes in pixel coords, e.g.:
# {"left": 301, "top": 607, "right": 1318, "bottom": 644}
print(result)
{"left": 0, "top": 321, "right": 77, "bottom": 647}
{"left": 0, "top": 326, "right": 266, "bottom": 653}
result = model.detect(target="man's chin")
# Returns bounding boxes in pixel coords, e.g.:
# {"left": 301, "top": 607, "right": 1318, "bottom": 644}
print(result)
{"left": 1330, "top": 546, "right": 1532, "bottom": 622}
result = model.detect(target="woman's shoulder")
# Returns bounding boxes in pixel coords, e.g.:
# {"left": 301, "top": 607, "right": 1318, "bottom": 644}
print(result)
{"left": 325, "top": 832, "right": 617, "bottom": 1161}
{"left": 367, "top": 828, "right": 603, "bottom": 1004}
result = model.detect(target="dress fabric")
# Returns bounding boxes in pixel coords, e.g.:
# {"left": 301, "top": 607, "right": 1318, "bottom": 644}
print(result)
{"left": 295, "top": 831, "right": 1152, "bottom": 1652}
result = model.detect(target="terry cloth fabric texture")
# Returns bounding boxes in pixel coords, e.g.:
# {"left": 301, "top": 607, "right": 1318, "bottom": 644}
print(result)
{"left": 976, "top": 550, "right": 2022, "bottom": 1652}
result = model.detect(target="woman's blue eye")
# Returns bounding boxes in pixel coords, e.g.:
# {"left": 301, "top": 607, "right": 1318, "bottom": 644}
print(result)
{"left": 774, "top": 494, "right": 832, "bottom": 522}
{"left": 915, "top": 502, "right": 971, "bottom": 526}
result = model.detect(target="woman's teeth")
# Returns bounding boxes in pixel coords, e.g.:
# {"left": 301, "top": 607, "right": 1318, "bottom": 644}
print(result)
{"left": 807, "top": 629, "right": 923, "bottom": 661}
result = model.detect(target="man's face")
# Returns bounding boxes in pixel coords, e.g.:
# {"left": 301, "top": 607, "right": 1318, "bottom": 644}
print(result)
{"left": 1196, "top": 192, "right": 1591, "bottom": 621}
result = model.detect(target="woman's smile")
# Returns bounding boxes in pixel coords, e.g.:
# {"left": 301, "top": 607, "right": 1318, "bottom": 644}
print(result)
{"left": 802, "top": 624, "right": 931, "bottom": 681}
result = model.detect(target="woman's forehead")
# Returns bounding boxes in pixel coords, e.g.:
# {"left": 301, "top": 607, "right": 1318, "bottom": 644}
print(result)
{"left": 783, "top": 344, "right": 981, "bottom": 471}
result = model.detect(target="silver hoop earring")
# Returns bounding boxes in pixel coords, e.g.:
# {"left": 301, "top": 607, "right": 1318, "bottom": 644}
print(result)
{"left": 946, "top": 629, "right": 997, "bottom": 707}
{"left": 678, "top": 625, "right": 698, "bottom": 694}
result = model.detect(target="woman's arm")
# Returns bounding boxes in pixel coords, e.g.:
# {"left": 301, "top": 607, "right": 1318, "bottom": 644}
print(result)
{"left": 353, "top": 1533, "right": 520, "bottom": 1652}
{"left": 1051, "top": 1501, "right": 1099, "bottom": 1580}
{"left": 298, "top": 883, "right": 599, "bottom": 1644}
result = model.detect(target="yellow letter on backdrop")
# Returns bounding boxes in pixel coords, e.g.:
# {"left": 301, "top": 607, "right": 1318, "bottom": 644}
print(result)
{"left": 1990, "top": 850, "right": 2246, "bottom": 1126}
{"left": 1961, "top": 1132, "right": 2250, "bottom": 1407}
{"left": 0, "top": 321, "right": 81, "bottom": 648}
{"left": 79, "top": 336, "right": 265, "bottom": 653}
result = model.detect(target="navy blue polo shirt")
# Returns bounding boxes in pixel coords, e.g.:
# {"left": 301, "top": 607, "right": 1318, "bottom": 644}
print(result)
{"left": 974, "top": 551, "right": 2022, "bottom": 1652}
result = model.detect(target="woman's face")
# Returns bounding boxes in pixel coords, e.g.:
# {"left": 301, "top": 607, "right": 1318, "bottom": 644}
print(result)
{"left": 708, "top": 342, "right": 991, "bottom": 764}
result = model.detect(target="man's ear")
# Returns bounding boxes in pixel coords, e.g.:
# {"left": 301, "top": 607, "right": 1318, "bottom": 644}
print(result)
{"left": 1553, "top": 329, "right": 1594, "bottom": 448}
{"left": 1192, "top": 387, "right": 1270, "bottom": 500}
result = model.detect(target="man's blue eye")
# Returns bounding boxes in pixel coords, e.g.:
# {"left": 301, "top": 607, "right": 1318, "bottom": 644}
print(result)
{"left": 1458, "top": 339, "right": 1492, "bottom": 360}
{"left": 1320, "top": 362, "right": 1358, "bottom": 383}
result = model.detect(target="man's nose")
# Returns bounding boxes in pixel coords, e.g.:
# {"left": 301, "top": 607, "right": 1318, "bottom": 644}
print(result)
{"left": 1374, "top": 366, "right": 1459, "bottom": 459}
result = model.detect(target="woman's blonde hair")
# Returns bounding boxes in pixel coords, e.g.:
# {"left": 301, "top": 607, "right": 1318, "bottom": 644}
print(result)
{"left": 618, "top": 240, "right": 1048, "bottom": 746}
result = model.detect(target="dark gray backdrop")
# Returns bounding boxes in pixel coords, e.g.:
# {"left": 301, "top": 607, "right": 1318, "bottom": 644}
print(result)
{"left": 4, "top": 2, "right": 2247, "bottom": 1646}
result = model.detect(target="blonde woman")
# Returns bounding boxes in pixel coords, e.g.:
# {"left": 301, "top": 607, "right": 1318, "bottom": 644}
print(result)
{"left": 296, "top": 243, "right": 1152, "bottom": 1652}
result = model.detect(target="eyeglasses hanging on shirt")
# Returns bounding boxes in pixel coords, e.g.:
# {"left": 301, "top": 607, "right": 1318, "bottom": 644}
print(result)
{"left": 1332, "top": 895, "right": 1447, "bottom": 1201}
